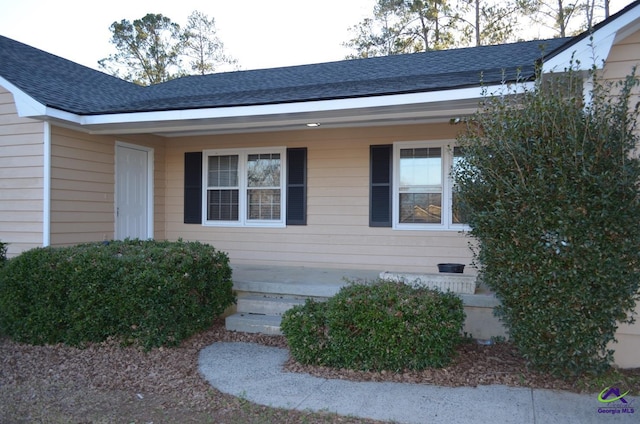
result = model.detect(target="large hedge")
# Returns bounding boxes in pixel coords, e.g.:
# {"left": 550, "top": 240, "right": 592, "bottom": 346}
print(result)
{"left": 0, "top": 239, "right": 235, "bottom": 349}
{"left": 282, "top": 281, "right": 465, "bottom": 371}
{"left": 454, "top": 66, "right": 640, "bottom": 377}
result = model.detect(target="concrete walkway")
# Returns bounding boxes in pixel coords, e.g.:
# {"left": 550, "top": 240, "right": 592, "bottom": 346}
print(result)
{"left": 198, "top": 342, "right": 638, "bottom": 424}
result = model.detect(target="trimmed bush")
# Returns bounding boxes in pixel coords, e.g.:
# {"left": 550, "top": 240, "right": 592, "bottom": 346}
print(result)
{"left": 282, "top": 298, "right": 333, "bottom": 365}
{"left": 454, "top": 66, "right": 640, "bottom": 377}
{"left": 281, "top": 281, "right": 465, "bottom": 371}
{"left": 0, "top": 239, "right": 234, "bottom": 349}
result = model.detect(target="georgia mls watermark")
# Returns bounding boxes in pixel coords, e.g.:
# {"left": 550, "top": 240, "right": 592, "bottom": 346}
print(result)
{"left": 597, "top": 387, "right": 635, "bottom": 415}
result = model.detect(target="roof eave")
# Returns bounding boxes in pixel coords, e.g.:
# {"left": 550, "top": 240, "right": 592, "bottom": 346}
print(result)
{"left": 18, "top": 82, "right": 535, "bottom": 137}
{"left": 0, "top": 76, "right": 47, "bottom": 117}
{"left": 1, "top": 76, "right": 87, "bottom": 127}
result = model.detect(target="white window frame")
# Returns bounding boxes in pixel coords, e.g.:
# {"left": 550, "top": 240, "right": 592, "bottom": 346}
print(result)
{"left": 393, "top": 140, "right": 469, "bottom": 231}
{"left": 202, "top": 147, "right": 287, "bottom": 228}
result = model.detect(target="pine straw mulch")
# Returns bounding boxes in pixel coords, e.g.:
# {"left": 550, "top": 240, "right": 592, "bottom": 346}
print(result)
{"left": 283, "top": 338, "right": 640, "bottom": 394}
{"left": 1, "top": 319, "right": 639, "bottom": 423}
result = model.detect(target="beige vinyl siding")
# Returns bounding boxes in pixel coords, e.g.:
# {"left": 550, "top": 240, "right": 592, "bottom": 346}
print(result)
{"left": 49, "top": 127, "right": 114, "bottom": 245}
{"left": 165, "top": 123, "right": 472, "bottom": 274}
{"left": 602, "top": 29, "right": 640, "bottom": 81}
{"left": 600, "top": 28, "right": 640, "bottom": 123}
{"left": 613, "top": 302, "right": 640, "bottom": 368}
{"left": 0, "top": 87, "right": 44, "bottom": 257}
{"left": 603, "top": 28, "right": 640, "bottom": 369}
{"left": 49, "top": 128, "right": 166, "bottom": 246}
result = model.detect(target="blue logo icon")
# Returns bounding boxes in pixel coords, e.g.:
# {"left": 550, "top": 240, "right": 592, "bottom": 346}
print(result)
{"left": 597, "top": 387, "right": 634, "bottom": 415}
{"left": 599, "top": 387, "right": 629, "bottom": 404}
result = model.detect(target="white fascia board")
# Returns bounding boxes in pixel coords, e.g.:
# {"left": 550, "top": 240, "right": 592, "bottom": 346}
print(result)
{"left": 3, "top": 77, "right": 534, "bottom": 130}
{"left": 0, "top": 76, "right": 84, "bottom": 124}
{"left": 543, "top": 4, "right": 640, "bottom": 73}
{"left": 40, "top": 106, "right": 83, "bottom": 124}
{"left": 79, "top": 83, "right": 533, "bottom": 127}
{"left": 0, "top": 76, "right": 47, "bottom": 117}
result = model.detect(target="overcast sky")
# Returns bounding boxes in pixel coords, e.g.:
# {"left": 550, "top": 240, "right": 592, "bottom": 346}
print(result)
{"left": 0, "top": 0, "right": 632, "bottom": 72}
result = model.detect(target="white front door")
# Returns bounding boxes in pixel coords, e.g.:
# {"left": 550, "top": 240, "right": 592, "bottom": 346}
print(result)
{"left": 115, "top": 143, "right": 153, "bottom": 240}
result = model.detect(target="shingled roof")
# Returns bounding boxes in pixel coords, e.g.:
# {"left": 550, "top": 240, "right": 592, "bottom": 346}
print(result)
{"left": 0, "top": 35, "right": 570, "bottom": 116}
{"left": 140, "top": 38, "right": 571, "bottom": 111}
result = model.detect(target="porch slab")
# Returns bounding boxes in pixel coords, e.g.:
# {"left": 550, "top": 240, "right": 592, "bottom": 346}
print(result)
{"left": 232, "top": 264, "right": 382, "bottom": 284}
{"left": 231, "top": 264, "right": 380, "bottom": 298}
{"left": 230, "top": 264, "right": 499, "bottom": 306}
{"left": 229, "top": 264, "right": 506, "bottom": 340}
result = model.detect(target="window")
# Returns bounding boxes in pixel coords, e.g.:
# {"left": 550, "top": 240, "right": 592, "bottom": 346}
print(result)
{"left": 184, "top": 148, "right": 306, "bottom": 226}
{"left": 398, "top": 146, "right": 442, "bottom": 224}
{"left": 451, "top": 147, "right": 469, "bottom": 225}
{"left": 207, "top": 155, "right": 240, "bottom": 221}
{"left": 370, "top": 141, "right": 467, "bottom": 230}
{"left": 203, "top": 148, "right": 286, "bottom": 227}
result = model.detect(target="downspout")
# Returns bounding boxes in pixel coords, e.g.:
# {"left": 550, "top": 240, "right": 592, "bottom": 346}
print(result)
{"left": 43, "top": 121, "right": 51, "bottom": 247}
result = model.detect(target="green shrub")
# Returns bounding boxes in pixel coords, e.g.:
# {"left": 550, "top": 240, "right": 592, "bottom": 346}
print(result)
{"left": 454, "top": 65, "right": 640, "bottom": 377}
{"left": 281, "top": 298, "right": 332, "bottom": 365}
{"left": 0, "top": 239, "right": 235, "bottom": 349}
{"left": 281, "top": 281, "right": 465, "bottom": 371}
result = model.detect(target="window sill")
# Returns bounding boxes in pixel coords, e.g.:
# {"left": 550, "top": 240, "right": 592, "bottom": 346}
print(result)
{"left": 393, "top": 224, "right": 470, "bottom": 231}
{"left": 202, "top": 222, "right": 286, "bottom": 228}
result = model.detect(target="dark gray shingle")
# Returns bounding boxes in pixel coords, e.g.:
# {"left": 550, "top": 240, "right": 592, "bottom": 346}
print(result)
{"left": 0, "top": 35, "right": 570, "bottom": 115}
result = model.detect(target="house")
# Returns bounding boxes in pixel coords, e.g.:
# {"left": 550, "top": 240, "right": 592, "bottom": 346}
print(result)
{"left": 2, "top": 2, "right": 640, "bottom": 367}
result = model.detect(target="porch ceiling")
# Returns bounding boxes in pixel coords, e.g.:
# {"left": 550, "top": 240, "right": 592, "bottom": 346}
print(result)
{"left": 48, "top": 93, "right": 485, "bottom": 138}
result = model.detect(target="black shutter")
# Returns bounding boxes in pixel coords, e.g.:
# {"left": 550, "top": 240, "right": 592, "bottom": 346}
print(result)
{"left": 370, "top": 145, "right": 392, "bottom": 227}
{"left": 286, "top": 148, "right": 307, "bottom": 225}
{"left": 184, "top": 152, "right": 202, "bottom": 224}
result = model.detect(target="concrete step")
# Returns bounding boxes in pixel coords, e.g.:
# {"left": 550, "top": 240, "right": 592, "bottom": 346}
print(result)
{"left": 233, "top": 279, "right": 345, "bottom": 298}
{"left": 237, "top": 294, "right": 307, "bottom": 316}
{"left": 225, "top": 313, "right": 283, "bottom": 335}
{"left": 225, "top": 264, "right": 506, "bottom": 340}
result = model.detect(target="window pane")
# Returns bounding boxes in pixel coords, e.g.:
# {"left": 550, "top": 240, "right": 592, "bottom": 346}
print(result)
{"left": 399, "top": 193, "right": 441, "bottom": 223}
{"left": 452, "top": 192, "right": 469, "bottom": 224}
{"left": 207, "top": 189, "right": 239, "bottom": 221}
{"left": 208, "top": 155, "right": 238, "bottom": 187}
{"left": 247, "top": 153, "right": 281, "bottom": 187}
{"left": 399, "top": 148, "right": 441, "bottom": 187}
{"left": 452, "top": 147, "right": 469, "bottom": 224}
{"left": 247, "top": 189, "right": 281, "bottom": 220}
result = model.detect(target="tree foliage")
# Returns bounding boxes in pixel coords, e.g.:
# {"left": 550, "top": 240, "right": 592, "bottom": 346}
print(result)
{"left": 520, "top": 0, "right": 612, "bottom": 37}
{"left": 99, "top": 13, "right": 182, "bottom": 85}
{"left": 344, "top": 0, "right": 528, "bottom": 57}
{"left": 344, "top": 0, "right": 615, "bottom": 58}
{"left": 344, "top": 0, "right": 460, "bottom": 58}
{"left": 99, "top": 11, "right": 237, "bottom": 85}
{"left": 453, "top": 64, "right": 640, "bottom": 377}
{"left": 458, "top": 0, "right": 523, "bottom": 46}
{"left": 182, "top": 11, "right": 238, "bottom": 75}
{"left": 527, "top": 0, "right": 584, "bottom": 37}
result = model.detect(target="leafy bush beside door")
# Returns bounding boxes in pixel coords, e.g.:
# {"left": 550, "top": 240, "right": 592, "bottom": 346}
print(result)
{"left": 0, "top": 239, "right": 235, "bottom": 349}
{"left": 454, "top": 65, "right": 640, "bottom": 377}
